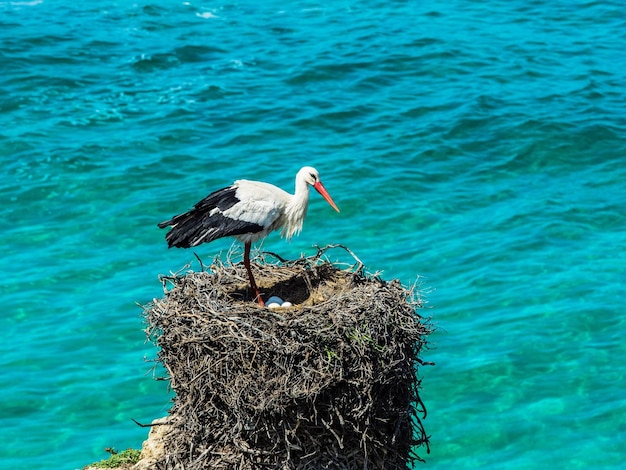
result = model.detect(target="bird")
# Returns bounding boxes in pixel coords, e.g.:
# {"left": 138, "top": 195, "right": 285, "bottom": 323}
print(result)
{"left": 157, "top": 166, "right": 340, "bottom": 306}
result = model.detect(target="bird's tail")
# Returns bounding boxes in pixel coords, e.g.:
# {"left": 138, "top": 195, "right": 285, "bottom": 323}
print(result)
{"left": 157, "top": 211, "right": 211, "bottom": 248}
{"left": 157, "top": 220, "right": 171, "bottom": 229}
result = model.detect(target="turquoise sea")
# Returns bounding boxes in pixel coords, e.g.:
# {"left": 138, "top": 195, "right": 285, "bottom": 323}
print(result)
{"left": 2, "top": 1, "right": 625, "bottom": 468}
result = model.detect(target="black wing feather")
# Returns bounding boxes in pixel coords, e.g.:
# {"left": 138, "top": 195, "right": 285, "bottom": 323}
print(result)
{"left": 157, "top": 186, "right": 264, "bottom": 248}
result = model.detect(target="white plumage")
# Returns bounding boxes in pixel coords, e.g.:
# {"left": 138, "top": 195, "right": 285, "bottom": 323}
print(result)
{"left": 158, "top": 166, "right": 340, "bottom": 306}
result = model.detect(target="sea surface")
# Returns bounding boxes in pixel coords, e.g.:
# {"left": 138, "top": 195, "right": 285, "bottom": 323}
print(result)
{"left": 1, "top": 1, "right": 625, "bottom": 469}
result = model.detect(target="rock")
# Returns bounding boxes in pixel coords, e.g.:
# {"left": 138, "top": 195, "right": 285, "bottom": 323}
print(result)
{"left": 132, "top": 417, "right": 171, "bottom": 470}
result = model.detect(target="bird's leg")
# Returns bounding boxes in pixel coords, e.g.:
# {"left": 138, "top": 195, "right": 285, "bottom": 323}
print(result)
{"left": 244, "top": 242, "right": 264, "bottom": 306}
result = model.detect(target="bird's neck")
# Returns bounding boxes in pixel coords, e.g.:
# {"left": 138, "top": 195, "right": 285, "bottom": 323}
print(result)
{"left": 281, "top": 180, "right": 310, "bottom": 239}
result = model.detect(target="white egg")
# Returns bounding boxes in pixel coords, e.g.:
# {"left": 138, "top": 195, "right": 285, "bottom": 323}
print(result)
{"left": 266, "top": 296, "right": 284, "bottom": 305}
{"left": 267, "top": 302, "right": 281, "bottom": 309}
{"left": 281, "top": 301, "right": 293, "bottom": 308}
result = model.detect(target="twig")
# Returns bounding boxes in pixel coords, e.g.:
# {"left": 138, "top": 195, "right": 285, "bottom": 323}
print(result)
{"left": 131, "top": 418, "right": 171, "bottom": 428}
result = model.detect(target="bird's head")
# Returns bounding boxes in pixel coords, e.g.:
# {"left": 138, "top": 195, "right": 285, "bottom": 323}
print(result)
{"left": 298, "top": 166, "right": 340, "bottom": 213}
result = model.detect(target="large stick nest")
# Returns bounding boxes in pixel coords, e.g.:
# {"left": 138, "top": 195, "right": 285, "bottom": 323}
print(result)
{"left": 144, "top": 245, "right": 432, "bottom": 469}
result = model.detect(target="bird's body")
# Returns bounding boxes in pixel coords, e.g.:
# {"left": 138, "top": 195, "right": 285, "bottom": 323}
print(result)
{"left": 158, "top": 166, "right": 340, "bottom": 306}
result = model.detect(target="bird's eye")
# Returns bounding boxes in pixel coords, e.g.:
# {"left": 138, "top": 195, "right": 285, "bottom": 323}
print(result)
{"left": 309, "top": 172, "right": 317, "bottom": 181}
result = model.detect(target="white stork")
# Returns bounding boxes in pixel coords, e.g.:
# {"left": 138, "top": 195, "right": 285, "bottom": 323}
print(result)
{"left": 158, "top": 166, "right": 340, "bottom": 306}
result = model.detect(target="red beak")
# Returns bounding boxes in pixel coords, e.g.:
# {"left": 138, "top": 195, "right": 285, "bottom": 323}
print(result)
{"left": 313, "top": 181, "right": 340, "bottom": 213}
